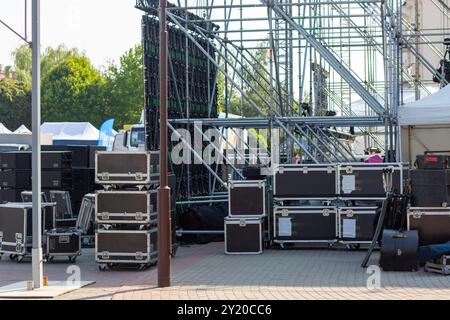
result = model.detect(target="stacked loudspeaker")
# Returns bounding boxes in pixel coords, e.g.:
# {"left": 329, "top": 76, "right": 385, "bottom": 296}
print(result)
{"left": 42, "top": 145, "right": 106, "bottom": 214}
{"left": 225, "top": 180, "right": 267, "bottom": 255}
{"left": 0, "top": 151, "right": 73, "bottom": 203}
{"left": 94, "top": 151, "right": 160, "bottom": 271}
{"left": 408, "top": 154, "right": 450, "bottom": 248}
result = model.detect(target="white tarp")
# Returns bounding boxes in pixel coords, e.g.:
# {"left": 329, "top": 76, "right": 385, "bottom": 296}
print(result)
{"left": 0, "top": 123, "right": 11, "bottom": 134}
{"left": 41, "top": 122, "right": 99, "bottom": 142}
{"left": 14, "top": 125, "right": 31, "bottom": 134}
{"left": 398, "top": 85, "right": 450, "bottom": 126}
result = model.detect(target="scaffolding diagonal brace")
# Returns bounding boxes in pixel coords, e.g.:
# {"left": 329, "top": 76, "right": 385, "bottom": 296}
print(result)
{"left": 262, "top": 0, "right": 385, "bottom": 116}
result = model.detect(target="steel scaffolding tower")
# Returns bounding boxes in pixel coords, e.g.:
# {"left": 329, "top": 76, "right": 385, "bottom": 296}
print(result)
{"left": 136, "top": 0, "right": 450, "bottom": 190}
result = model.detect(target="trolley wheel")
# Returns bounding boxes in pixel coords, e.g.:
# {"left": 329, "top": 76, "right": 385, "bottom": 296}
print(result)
{"left": 47, "top": 256, "right": 54, "bottom": 263}
{"left": 279, "top": 243, "right": 285, "bottom": 250}
{"left": 98, "top": 264, "right": 108, "bottom": 271}
{"left": 68, "top": 256, "right": 77, "bottom": 263}
{"left": 16, "top": 255, "right": 24, "bottom": 263}
{"left": 9, "top": 254, "right": 17, "bottom": 261}
{"left": 327, "top": 243, "right": 334, "bottom": 248}
{"left": 137, "top": 264, "right": 147, "bottom": 271}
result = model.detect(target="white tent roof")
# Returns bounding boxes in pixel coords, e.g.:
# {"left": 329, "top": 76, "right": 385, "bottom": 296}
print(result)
{"left": 41, "top": 122, "right": 99, "bottom": 141}
{"left": 398, "top": 85, "right": 450, "bottom": 126}
{"left": 14, "top": 125, "right": 31, "bottom": 134}
{"left": 0, "top": 123, "right": 12, "bottom": 134}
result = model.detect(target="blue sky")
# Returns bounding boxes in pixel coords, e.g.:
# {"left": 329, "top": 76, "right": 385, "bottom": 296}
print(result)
{"left": 0, "top": 0, "right": 144, "bottom": 69}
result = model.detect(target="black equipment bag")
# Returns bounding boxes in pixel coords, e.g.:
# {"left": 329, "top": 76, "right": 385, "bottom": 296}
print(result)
{"left": 379, "top": 229, "right": 419, "bottom": 272}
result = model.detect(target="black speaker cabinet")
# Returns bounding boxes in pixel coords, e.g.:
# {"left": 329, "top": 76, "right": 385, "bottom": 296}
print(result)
{"left": 42, "top": 145, "right": 89, "bottom": 168}
{"left": 0, "top": 170, "right": 31, "bottom": 188}
{"left": 273, "top": 206, "right": 337, "bottom": 243}
{"left": 42, "top": 170, "right": 72, "bottom": 189}
{"left": 274, "top": 164, "right": 337, "bottom": 198}
{"left": 41, "top": 151, "right": 72, "bottom": 170}
{"left": 95, "top": 190, "right": 157, "bottom": 225}
{"left": 410, "top": 170, "right": 450, "bottom": 207}
{"left": 95, "top": 229, "right": 157, "bottom": 264}
{"left": 225, "top": 218, "right": 263, "bottom": 255}
{"left": 0, "top": 152, "right": 31, "bottom": 170}
{"left": 229, "top": 180, "right": 266, "bottom": 217}
{"left": 95, "top": 151, "right": 160, "bottom": 185}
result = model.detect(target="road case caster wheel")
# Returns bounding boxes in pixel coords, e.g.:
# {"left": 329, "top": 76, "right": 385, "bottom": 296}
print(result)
{"left": 98, "top": 264, "right": 108, "bottom": 271}
{"left": 68, "top": 256, "right": 77, "bottom": 263}
{"left": 9, "top": 254, "right": 16, "bottom": 261}
{"left": 16, "top": 256, "right": 24, "bottom": 263}
{"left": 137, "top": 264, "right": 147, "bottom": 271}
{"left": 47, "top": 256, "right": 54, "bottom": 263}
{"left": 327, "top": 243, "right": 334, "bottom": 248}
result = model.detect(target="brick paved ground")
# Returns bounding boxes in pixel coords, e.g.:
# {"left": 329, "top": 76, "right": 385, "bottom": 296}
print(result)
{"left": 1, "top": 242, "right": 449, "bottom": 300}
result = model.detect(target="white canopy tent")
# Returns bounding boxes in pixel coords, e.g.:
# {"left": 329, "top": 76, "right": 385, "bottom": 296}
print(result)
{"left": 398, "top": 85, "right": 450, "bottom": 126}
{"left": 14, "top": 125, "right": 31, "bottom": 134}
{"left": 41, "top": 122, "right": 100, "bottom": 146}
{"left": 398, "top": 85, "right": 450, "bottom": 164}
{"left": 0, "top": 123, "right": 12, "bottom": 134}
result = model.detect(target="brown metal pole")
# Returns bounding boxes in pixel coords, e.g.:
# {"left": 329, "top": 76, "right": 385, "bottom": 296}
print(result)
{"left": 158, "top": 0, "right": 171, "bottom": 288}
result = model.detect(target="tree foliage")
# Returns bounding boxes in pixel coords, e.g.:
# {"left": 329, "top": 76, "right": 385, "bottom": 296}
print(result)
{"left": 7, "top": 44, "right": 145, "bottom": 129}
{"left": 41, "top": 55, "right": 108, "bottom": 127}
{"left": 0, "top": 79, "right": 31, "bottom": 130}
{"left": 105, "top": 44, "right": 144, "bottom": 129}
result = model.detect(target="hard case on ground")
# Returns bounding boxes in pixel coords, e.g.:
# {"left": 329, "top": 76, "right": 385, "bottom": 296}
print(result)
{"left": 273, "top": 164, "right": 336, "bottom": 198}
{"left": 273, "top": 206, "right": 337, "bottom": 243}
{"left": 45, "top": 229, "right": 81, "bottom": 262}
{"left": 338, "top": 207, "right": 379, "bottom": 243}
{"left": 95, "top": 151, "right": 160, "bottom": 185}
{"left": 224, "top": 217, "right": 263, "bottom": 255}
{"left": 95, "top": 190, "right": 157, "bottom": 225}
{"left": 95, "top": 229, "right": 157, "bottom": 266}
{"left": 229, "top": 180, "right": 266, "bottom": 217}
{"left": 407, "top": 207, "right": 450, "bottom": 245}
{"left": 379, "top": 229, "right": 419, "bottom": 272}
{"left": 337, "top": 163, "right": 404, "bottom": 199}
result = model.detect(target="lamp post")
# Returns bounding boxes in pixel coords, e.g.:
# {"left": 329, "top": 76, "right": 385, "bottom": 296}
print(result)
{"left": 31, "top": 0, "right": 43, "bottom": 289}
{"left": 157, "top": 0, "right": 171, "bottom": 288}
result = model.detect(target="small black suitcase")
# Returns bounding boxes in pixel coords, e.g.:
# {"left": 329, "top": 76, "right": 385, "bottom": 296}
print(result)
{"left": 379, "top": 230, "right": 419, "bottom": 271}
{"left": 45, "top": 229, "right": 81, "bottom": 262}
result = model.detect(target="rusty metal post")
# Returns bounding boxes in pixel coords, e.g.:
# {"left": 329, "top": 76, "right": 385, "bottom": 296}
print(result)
{"left": 157, "top": 0, "right": 171, "bottom": 288}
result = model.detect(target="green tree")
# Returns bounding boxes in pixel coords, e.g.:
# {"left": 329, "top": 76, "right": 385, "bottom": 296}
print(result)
{"left": 0, "top": 79, "right": 31, "bottom": 129}
{"left": 42, "top": 55, "right": 108, "bottom": 127}
{"left": 12, "top": 44, "right": 81, "bottom": 85}
{"left": 105, "top": 44, "right": 144, "bottom": 129}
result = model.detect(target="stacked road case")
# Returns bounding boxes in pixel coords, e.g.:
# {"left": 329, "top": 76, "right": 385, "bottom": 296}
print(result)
{"left": 225, "top": 180, "right": 267, "bottom": 255}
{"left": 95, "top": 151, "right": 159, "bottom": 271}
{"left": 272, "top": 163, "right": 407, "bottom": 247}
